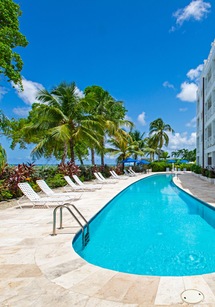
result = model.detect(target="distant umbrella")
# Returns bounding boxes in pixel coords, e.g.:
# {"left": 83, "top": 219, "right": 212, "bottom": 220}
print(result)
{"left": 137, "top": 159, "right": 150, "bottom": 165}
{"left": 168, "top": 159, "right": 176, "bottom": 163}
{"left": 121, "top": 157, "right": 138, "bottom": 163}
{"left": 179, "top": 159, "right": 189, "bottom": 164}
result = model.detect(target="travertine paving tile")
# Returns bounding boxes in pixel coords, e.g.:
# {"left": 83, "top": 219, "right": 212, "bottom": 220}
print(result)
{"left": 95, "top": 272, "right": 135, "bottom": 301}
{"left": 203, "top": 273, "right": 215, "bottom": 294}
{"left": 71, "top": 268, "right": 118, "bottom": 296}
{"left": 86, "top": 297, "right": 138, "bottom": 306}
{"left": 52, "top": 263, "right": 100, "bottom": 289}
{"left": 123, "top": 275, "right": 160, "bottom": 305}
{"left": 0, "top": 264, "right": 42, "bottom": 278}
{"left": 154, "top": 277, "right": 185, "bottom": 305}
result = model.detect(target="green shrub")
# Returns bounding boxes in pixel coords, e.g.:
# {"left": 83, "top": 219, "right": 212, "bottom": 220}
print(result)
{"left": 0, "top": 188, "right": 13, "bottom": 201}
{"left": 36, "top": 165, "right": 58, "bottom": 180}
{"left": 190, "top": 164, "right": 201, "bottom": 174}
{"left": 150, "top": 162, "right": 167, "bottom": 172}
{"left": 46, "top": 173, "right": 66, "bottom": 188}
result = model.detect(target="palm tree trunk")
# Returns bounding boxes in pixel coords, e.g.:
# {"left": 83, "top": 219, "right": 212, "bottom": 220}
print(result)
{"left": 91, "top": 148, "right": 95, "bottom": 165}
{"left": 101, "top": 153, "right": 105, "bottom": 166}
{"left": 100, "top": 137, "right": 105, "bottom": 166}
{"left": 61, "top": 143, "right": 68, "bottom": 164}
{"left": 69, "top": 138, "right": 75, "bottom": 163}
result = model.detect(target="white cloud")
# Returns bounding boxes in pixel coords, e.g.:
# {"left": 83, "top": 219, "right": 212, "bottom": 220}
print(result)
{"left": 163, "top": 81, "right": 175, "bottom": 89}
{"left": 179, "top": 108, "right": 188, "bottom": 112}
{"left": 173, "top": 0, "right": 211, "bottom": 26}
{"left": 0, "top": 86, "right": 8, "bottom": 100}
{"left": 13, "top": 107, "right": 31, "bottom": 117}
{"left": 137, "top": 112, "right": 147, "bottom": 126}
{"left": 167, "top": 132, "right": 196, "bottom": 150}
{"left": 13, "top": 77, "right": 44, "bottom": 105}
{"left": 186, "top": 64, "right": 203, "bottom": 81}
{"left": 75, "top": 86, "right": 84, "bottom": 98}
{"left": 186, "top": 116, "right": 196, "bottom": 128}
{"left": 177, "top": 82, "right": 197, "bottom": 102}
{"left": 124, "top": 114, "right": 133, "bottom": 122}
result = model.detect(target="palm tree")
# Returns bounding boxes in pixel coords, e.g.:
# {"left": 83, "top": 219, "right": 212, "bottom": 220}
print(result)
{"left": 0, "top": 144, "right": 7, "bottom": 173}
{"left": 23, "top": 82, "right": 103, "bottom": 163}
{"left": 160, "top": 151, "right": 170, "bottom": 161}
{"left": 149, "top": 118, "right": 174, "bottom": 160}
{"left": 107, "top": 130, "right": 142, "bottom": 167}
{"left": 84, "top": 85, "right": 132, "bottom": 165}
{"left": 129, "top": 129, "right": 145, "bottom": 160}
{"left": 143, "top": 136, "right": 158, "bottom": 161}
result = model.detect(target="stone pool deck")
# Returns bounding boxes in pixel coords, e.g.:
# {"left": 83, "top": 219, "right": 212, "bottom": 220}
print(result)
{"left": 1, "top": 172, "right": 215, "bottom": 306}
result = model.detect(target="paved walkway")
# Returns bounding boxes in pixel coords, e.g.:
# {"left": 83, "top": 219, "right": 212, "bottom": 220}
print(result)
{"left": 0, "top": 173, "right": 215, "bottom": 306}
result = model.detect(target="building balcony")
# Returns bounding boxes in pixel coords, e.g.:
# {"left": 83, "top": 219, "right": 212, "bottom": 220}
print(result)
{"left": 205, "top": 105, "right": 215, "bottom": 121}
{"left": 205, "top": 135, "right": 215, "bottom": 148}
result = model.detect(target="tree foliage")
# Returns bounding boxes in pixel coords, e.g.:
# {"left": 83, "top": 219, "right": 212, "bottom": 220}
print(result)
{"left": 20, "top": 82, "right": 104, "bottom": 163}
{"left": 171, "top": 148, "right": 196, "bottom": 162}
{"left": 149, "top": 118, "right": 174, "bottom": 160}
{"left": 0, "top": 0, "right": 28, "bottom": 87}
{"left": 84, "top": 85, "right": 132, "bottom": 165}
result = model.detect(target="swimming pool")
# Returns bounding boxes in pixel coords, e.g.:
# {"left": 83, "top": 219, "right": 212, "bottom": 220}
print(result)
{"left": 73, "top": 174, "right": 215, "bottom": 276}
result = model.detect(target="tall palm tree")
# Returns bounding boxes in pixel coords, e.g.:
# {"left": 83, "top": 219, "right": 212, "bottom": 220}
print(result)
{"left": 129, "top": 129, "right": 145, "bottom": 160}
{"left": 149, "top": 118, "right": 174, "bottom": 160}
{"left": 142, "top": 136, "right": 158, "bottom": 161}
{"left": 23, "top": 82, "right": 103, "bottom": 163}
{"left": 107, "top": 130, "right": 142, "bottom": 167}
{"left": 84, "top": 85, "right": 132, "bottom": 165}
{"left": 0, "top": 144, "right": 7, "bottom": 173}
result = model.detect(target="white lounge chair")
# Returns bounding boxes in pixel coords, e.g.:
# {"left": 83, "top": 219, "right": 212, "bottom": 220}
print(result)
{"left": 124, "top": 169, "right": 134, "bottom": 177}
{"left": 97, "top": 172, "right": 117, "bottom": 183}
{"left": 64, "top": 176, "right": 93, "bottom": 192}
{"left": 128, "top": 168, "right": 140, "bottom": 176}
{"left": 17, "top": 182, "right": 75, "bottom": 209}
{"left": 36, "top": 179, "right": 82, "bottom": 200}
{"left": 110, "top": 170, "right": 127, "bottom": 180}
{"left": 72, "top": 175, "right": 102, "bottom": 190}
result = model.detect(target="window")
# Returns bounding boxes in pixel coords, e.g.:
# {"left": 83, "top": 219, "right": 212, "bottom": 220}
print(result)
{"left": 208, "top": 156, "right": 212, "bottom": 165}
{"left": 207, "top": 69, "right": 212, "bottom": 82}
{"left": 207, "top": 97, "right": 212, "bottom": 110}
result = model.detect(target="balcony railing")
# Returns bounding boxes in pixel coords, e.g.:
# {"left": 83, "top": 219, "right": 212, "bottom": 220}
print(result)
{"left": 205, "top": 104, "right": 215, "bottom": 122}
{"left": 205, "top": 135, "right": 215, "bottom": 148}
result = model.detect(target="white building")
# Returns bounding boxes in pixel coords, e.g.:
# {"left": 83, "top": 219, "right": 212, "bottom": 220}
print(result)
{"left": 197, "top": 39, "right": 215, "bottom": 168}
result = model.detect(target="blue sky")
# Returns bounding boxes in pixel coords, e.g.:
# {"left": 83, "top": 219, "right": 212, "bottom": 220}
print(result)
{"left": 0, "top": 0, "right": 215, "bottom": 164}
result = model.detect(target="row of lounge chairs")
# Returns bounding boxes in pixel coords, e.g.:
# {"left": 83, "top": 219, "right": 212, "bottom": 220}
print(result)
{"left": 17, "top": 170, "right": 139, "bottom": 208}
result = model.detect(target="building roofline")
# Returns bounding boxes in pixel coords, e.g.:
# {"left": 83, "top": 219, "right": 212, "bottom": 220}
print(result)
{"left": 201, "top": 39, "right": 215, "bottom": 77}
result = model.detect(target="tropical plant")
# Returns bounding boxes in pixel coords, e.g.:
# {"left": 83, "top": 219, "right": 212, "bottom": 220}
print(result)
{"left": 107, "top": 130, "right": 142, "bottom": 167}
{"left": 159, "top": 151, "right": 170, "bottom": 161}
{"left": 20, "top": 82, "right": 103, "bottom": 163}
{"left": 149, "top": 118, "right": 174, "bottom": 160}
{"left": 0, "top": 144, "right": 7, "bottom": 173}
{"left": 84, "top": 85, "right": 132, "bottom": 165}
{"left": 142, "top": 136, "right": 158, "bottom": 161}
{"left": 4, "top": 162, "right": 37, "bottom": 197}
{"left": 0, "top": 0, "right": 28, "bottom": 87}
{"left": 129, "top": 129, "right": 145, "bottom": 160}
{"left": 171, "top": 148, "right": 196, "bottom": 162}
{"left": 58, "top": 161, "right": 81, "bottom": 178}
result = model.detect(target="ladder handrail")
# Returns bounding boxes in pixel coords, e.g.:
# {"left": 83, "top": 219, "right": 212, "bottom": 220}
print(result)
{"left": 51, "top": 203, "right": 90, "bottom": 248}
{"left": 70, "top": 204, "right": 89, "bottom": 234}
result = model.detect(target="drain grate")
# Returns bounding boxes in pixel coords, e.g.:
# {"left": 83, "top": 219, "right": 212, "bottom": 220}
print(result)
{"left": 181, "top": 289, "right": 204, "bottom": 304}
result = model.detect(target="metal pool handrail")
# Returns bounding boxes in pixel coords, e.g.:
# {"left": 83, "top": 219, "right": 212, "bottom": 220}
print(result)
{"left": 51, "top": 203, "right": 90, "bottom": 248}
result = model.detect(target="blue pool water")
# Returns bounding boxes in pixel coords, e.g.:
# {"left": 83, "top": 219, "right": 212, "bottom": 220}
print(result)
{"left": 73, "top": 174, "right": 215, "bottom": 276}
